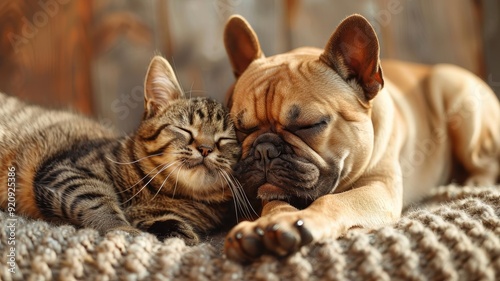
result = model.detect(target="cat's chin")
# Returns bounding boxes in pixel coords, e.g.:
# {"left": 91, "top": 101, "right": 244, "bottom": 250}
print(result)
{"left": 178, "top": 166, "right": 219, "bottom": 187}
{"left": 168, "top": 158, "right": 234, "bottom": 201}
{"left": 183, "top": 158, "right": 222, "bottom": 176}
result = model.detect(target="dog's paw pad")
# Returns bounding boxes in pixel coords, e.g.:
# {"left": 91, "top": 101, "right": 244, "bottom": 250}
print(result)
{"left": 240, "top": 235, "right": 265, "bottom": 257}
{"left": 259, "top": 223, "right": 299, "bottom": 256}
{"left": 278, "top": 230, "right": 298, "bottom": 250}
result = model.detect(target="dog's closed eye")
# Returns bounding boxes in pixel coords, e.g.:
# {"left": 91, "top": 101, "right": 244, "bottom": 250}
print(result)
{"left": 287, "top": 117, "right": 330, "bottom": 134}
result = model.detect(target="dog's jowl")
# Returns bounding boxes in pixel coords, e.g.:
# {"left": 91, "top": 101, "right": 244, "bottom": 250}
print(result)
{"left": 223, "top": 14, "right": 500, "bottom": 262}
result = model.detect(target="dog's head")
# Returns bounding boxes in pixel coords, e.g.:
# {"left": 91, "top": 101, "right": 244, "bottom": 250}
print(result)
{"left": 224, "top": 14, "right": 384, "bottom": 210}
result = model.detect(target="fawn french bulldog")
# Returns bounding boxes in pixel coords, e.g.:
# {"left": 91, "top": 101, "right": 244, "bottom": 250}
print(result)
{"left": 223, "top": 14, "right": 500, "bottom": 262}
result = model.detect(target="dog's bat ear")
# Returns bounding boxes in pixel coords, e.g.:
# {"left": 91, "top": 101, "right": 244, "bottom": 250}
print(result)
{"left": 321, "top": 14, "right": 384, "bottom": 100}
{"left": 224, "top": 15, "right": 264, "bottom": 78}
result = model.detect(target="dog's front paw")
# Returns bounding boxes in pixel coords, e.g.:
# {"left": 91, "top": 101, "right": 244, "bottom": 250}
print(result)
{"left": 224, "top": 214, "right": 314, "bottom": 263}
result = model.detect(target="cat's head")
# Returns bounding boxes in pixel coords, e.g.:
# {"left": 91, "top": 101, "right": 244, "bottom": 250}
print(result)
{"left": 133, "top": 56, "right": 241, "bottom": 202}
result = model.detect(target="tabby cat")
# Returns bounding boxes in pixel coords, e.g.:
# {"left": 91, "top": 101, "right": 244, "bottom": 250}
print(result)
{"left": 0, "top": 56, "right": 252, "bottom": 244}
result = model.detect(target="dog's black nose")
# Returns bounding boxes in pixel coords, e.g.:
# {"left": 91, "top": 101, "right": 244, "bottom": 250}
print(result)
{"left": 253, "top": 133, "right": 285, "bottom": 163}
{"left": 254, "top": 143, "right": 281, "bottom": 161}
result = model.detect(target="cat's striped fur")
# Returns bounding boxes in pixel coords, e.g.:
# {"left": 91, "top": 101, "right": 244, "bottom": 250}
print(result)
{"left": 0, "top": 56, "right": 252, "bottom": 244}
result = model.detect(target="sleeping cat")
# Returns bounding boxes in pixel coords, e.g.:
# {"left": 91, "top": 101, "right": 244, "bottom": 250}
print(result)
{"left": 0, "top": 56, "right": 252, "bottom": 244}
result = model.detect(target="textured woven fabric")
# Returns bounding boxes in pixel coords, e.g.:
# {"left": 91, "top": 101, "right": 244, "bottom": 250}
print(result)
{"left": 1, "top": 185, "right": 499, "bottom": 281}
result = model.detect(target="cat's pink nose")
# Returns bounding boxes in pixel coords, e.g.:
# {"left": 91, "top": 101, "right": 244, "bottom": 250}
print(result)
{"left": 198, "top": 145, "right": 213, "bottom": 157}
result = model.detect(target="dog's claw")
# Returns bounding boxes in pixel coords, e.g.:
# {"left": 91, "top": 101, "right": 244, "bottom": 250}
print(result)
{"left": 255, "top": 227, "right": 264, "bottom": 236}
{"left": 295, "top": 219, "right": 313, "bottom": 245}
{"left": 295, "top": 219, "right": 304, "bottom": 227}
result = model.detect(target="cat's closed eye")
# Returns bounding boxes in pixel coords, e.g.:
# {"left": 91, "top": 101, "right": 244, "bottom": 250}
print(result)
{"left": 170, "top": 125, "right": 194, "bottom": 144}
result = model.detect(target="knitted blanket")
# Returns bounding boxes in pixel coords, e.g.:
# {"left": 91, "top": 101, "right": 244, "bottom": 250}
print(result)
{"left": 1, "top": 185, "right": 499, "bottom": 281}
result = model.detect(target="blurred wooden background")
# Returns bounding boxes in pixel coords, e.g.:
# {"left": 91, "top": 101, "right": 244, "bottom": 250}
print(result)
{"left": 0, "top": 0, "right": 499, "bottom": 133}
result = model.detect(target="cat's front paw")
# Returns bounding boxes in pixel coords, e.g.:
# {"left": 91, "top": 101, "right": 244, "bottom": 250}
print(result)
{"left": 147, "top": 219, "right": 200, "bottom": 245}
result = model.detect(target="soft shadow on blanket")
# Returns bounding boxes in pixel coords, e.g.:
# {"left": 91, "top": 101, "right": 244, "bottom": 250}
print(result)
{"left": 1, "top": 185, "right": 499, "bottom": 281}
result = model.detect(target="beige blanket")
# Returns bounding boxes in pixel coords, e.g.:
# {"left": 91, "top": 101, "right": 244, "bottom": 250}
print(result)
{"left": 1, "top": 185, "right": 499, "bottom": 281}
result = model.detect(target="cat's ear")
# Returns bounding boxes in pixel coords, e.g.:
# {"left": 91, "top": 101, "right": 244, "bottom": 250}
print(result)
{"left": 224, "top": 15, "right": 264, "bottom": 78}
{"left": 144, "top": 56, "right": 183, "bottom": 118}
{"left": 320, "top": 14, "right": 384, "bottom": 101}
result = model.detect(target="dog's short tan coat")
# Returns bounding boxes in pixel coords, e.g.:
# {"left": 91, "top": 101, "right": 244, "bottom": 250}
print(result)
{"left": 223, "top": 14, "right": 500, "bottom": 262}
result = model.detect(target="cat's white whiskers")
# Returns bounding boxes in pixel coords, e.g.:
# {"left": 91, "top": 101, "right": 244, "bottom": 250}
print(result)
{"left": 227, "top": 171, "right": 259, "bottom": 218}
{"left": 218, "top": 170, "right": 240, "bottom": 221}
{"left": 188, "top": 81, "right": 195, "bottom": 99}
{"left": 171, "top": 162, "right": 186, "bottom": 200}
{"left": 215, "top": 169, "right": 227, "bottom": 201}
{"left": 186, "top": 81, "right": 195, "bottom": 116}
{"left": 219, "top": 170, "right": 258, "bottom": 221}
{"left": 122, "top": 160, "right": 179, "bottom": 204}
{"left": 221, "top": 171, "right": 251, "bottom": 220}
{"left": 118, "top": 161, "right": 167, "bottom": 194}
{"left": 150, "top": 160, "right": 185, "bottom": 201}
{"left": 169, "top": 152, "right": 193, "bottom": 156}
{"left": 106, "top": 152, "right": 163, "bottom": 165}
